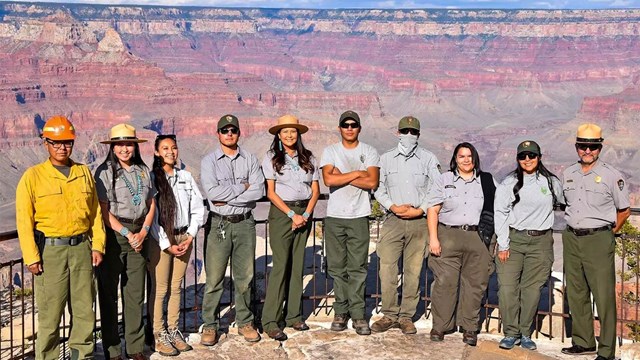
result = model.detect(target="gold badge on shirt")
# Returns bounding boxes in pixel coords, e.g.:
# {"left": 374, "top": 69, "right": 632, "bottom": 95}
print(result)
{"left": 594, "top": 176, "right": 602, "bottom": 183}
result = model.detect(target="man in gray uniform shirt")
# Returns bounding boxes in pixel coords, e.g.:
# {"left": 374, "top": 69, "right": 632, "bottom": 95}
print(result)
{"left": 200, "top": 114, "right": 265, "bottom": 346}
{"left": 372, "top": 116, "right": 440, "bottom": 335}
{"left": 561, "top": 124, "right": 630, "bottom": 360}
{"left": 321, "top": 110, "right": 380, "bottom": 335}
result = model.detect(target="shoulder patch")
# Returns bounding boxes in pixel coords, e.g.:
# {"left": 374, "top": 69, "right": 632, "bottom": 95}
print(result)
{"left": 618, "top": 179, "right": 625, "bottom": 191}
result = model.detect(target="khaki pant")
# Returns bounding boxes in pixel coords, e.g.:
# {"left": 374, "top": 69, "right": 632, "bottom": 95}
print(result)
{"left": 563, "top": 228, "right": 616, "bottom": 359}
{"left": 428, "top": 225, "right": 490, "bottom": 332}
{"left": 495, "top": 229, "right": 553, "bottom": 337}
{"left": 35, "top": 238, "right": 96, "bottom": 360}
{"left": 261, "top": 203, "right": 311, "bottom": 332}
{"left": 324, "top": 216, "right": 370, "bottom": 320}
{"left": 97, "top": 223, "right": 147, "bottom": 358}
{"left": 377, "top": 215, "right": 427, "bottom": 320}
{"left": 147, "top": 233, "right": 192, "bottom": 333}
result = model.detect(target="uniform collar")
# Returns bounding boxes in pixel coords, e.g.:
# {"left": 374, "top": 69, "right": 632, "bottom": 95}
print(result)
{"left": 391, "top": 146, "right": 422, "bottom": 159}
{"left": 215, "top": 146, "right": 245, "bottom": 160}
{"left": 44, "top": 158, "right": 79, "bottom": 181}
{"left": 453, "top": 169, "right": 479, "bottom": 183}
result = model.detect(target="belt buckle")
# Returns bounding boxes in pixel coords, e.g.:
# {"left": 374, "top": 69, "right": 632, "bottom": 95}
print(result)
{"left": 461, "top": 224, "right": 470, "bottom": 231}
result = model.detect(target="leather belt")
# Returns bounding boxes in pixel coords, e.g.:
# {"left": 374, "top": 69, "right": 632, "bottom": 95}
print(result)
{"left": 439, "top": 223, "right": 478, "bottom": 232}
{"left": 173, "top": 226, "right": 188, "bottom": 235}
{"left": 511, "top": 228, "right": 551, "bottom": 237}
{"left": 44, "top": 234, "right": 86, "bottom": 246}
{"left": 117, "top": 216, "right": 145, "bottom": 225}
{"left": 210, "top": 212, "right": 252, "bottom": 224}
{"left": 283, "top": 199, "right": 310, "bottom": 208}
{"left": 567, "top": 225, "right": 612, "bottom": 237}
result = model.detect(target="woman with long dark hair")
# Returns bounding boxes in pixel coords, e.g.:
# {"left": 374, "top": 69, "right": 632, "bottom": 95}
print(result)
{"left": 260, "top": 114, "right": 320, "bottom": 341}
{"left": 147, "top": 134, "right": 204, "bottom": 356}
{"left": 94, "top": 124, "right": 155, "bottom": 360}
{"left": 494, "top": 140, "right": 562, "bottom": 351}
{"left": 426, "top": 142, "right": 495, "bottom": 346}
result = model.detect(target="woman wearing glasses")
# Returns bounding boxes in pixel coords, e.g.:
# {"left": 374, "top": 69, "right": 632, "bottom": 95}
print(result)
{"left": 94, "top": 124, "right": 155, "bottom": 360}
{"left": 494, "top": 140, "right": 562, "bottom": 351}
{"left": 261, "top": 115, "right": 320, "bottom": 341}
{"left": 426, "top": 142, "right": 494, "bottom": 346}
{"left": 148, "top": 134, "right": 205, "bottom": 356}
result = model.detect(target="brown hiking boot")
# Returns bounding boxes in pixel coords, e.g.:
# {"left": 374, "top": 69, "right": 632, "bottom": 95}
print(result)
{"left": 463, "top": 330, "right": 478, "bottom": 346}
{"left": 155, "top": 330, "right": 179, "bottom": 356}
{"left": 398, "top": 318, "right": 417, "bottom": 335}
{"left": 330, "top": 313, "right": 350, "bottom": 331}
{"left": 352, "top": 319, "right": 371, "bottom": 335}
{"left": 238, "top": 323, "right": 261, "bottom": 342}
{"left": 200, "top": 327, "right": 218, "bottom": 346}
{"left": 168, "top": 327, "right": 192, "bottom": 352}
{"left": 371, "top": 316, "right": 399, "bottom": 333}
{"left": 430, "top": 329, "right": 444, "bottom": 341}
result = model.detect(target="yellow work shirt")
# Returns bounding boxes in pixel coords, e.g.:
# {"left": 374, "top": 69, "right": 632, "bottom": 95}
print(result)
{"left": 16, "top": 158, "right": 106, "bottom": 265}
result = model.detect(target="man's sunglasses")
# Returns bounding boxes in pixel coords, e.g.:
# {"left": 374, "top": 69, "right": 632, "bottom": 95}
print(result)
{"left": 219, "top": 127, "right": 239, "bottom": 135}
{"left": 399, "top": 128, "right": 419, "bottom": 136}
{"left": 576, "top": 144, "right": 602, "bottom": 152}
{"left": 517, "top": 152, "right": 539, "bottom": 161}
{"left": 340, "top": 122, "right": 360, "bottom": 129}
{"left": 45, "top": 139, "right": 74, "bottom": 149}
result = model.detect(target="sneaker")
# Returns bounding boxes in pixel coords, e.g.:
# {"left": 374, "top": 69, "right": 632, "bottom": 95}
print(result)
{"left": 238, "top": 323, "right": 261, "bottom": 342}
{"left": 499, "top": 336, "right": 521, "bottom": 350}
{"left": 520, "top": 336, "right": 537, "bottom": 350}
{"left": 331, "top": 313, "right": 350, "bottom": 331}
{"left": 154, "top": 330, "right": 178, "bottom": 356}
{"left": 398, "top": 318, "right": 417, "bottom": 335}
{"left": 168, "top": 327, "right": 193, "bottom": 352}
{"left": 352, "top": 319, "right": 371, "bottom": 335}
{"left": 200, "top": 327, "right": 218, "bottom": 346}
{"left": 371, "top": 316, "right": 399, "bottom": 333}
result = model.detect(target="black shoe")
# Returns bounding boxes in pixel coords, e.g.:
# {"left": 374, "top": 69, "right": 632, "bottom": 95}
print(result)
{"left": 266, "top": 328, "right": 288, "bottom": 341}
{"left": 331, "top": 313, "right": 350, "bottom": 331}
{"left": 462, "top": 330, "right": 477, "bottom": 346}
{"left": 561, "top": 345, "right": 597, "bottom": 355}
{"left": 352, "top": 319, "right": 371, "bottom": 335}
{"left": 430, "top": 329, "right": 444, "bottom": 342}
{"left": 594, "top": 356, "right": 614, "bottom": 360}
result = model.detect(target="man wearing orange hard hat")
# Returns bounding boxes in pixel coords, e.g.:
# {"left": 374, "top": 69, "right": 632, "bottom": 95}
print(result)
{"left": 15, "top": 115, "right": 106, "bottom": 359}
{"left": 561, "top": 123, "right": 630, "bottom": 360}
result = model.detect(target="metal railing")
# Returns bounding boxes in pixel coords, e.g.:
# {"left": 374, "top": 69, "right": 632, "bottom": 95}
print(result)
{"left": 1, "top": 207, "right": 639, "bottom": 359}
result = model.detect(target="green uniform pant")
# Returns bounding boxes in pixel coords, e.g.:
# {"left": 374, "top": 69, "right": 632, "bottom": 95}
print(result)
{"left": 35, "top": 238, "right": 95, "bottom": 360}
{"left": 324, "top": 216, "right": 370, "bottom": 320}
{"left": 202, "top": 214, "right": 256, "bottom": 330}
{"left": 563, "top": 228, "right": 616, "bottom": 359}
{"left": 495, "top": 229, "right": 553, "bottom": 337}
{"left": 428, "top": 225, "right": 490, "bottom": 332}
{"left": 97, "top": 224, "right": 147, "bottom": 358}
{"left": 261, "top": 204, "right": 311, "bottom": 332}
{"left": 377, "top": 215, "right": 427, "bottom": 320}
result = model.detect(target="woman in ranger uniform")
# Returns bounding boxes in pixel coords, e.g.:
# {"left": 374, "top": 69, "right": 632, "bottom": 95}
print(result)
{"left": 494, "top": 140, "right": 562, "bottom": 351}
{"left": 148, "top": 134, "right": 205, "bottom": 356}
{"left": 261, "top": 115, "right": 320, "bottom": 341}
{"left": 95, "top": 124, "right": 155, "bottom": 360}
{"left": 426, "top": 142, "right": 495, "bottom": 346}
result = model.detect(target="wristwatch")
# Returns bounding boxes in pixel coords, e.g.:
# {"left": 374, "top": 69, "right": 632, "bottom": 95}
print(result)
{"left": 119, "top": 227, "right": 130, "bottom": 237}
{"left": 303, "top": 212, "right": 310, "bottom": 219}
{"left": 287, "top": 210, "right": 295, "bottom": 218}
{"left": 143, "top": 225, "right": 151, "bottom": 232}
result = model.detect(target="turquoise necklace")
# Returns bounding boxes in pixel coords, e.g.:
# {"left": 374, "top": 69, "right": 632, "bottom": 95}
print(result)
{"left": 285, "top": 153, "right": 300, "bottom": 172}
{"left": 121, "top": 171, "right": 143, "bottom": 206}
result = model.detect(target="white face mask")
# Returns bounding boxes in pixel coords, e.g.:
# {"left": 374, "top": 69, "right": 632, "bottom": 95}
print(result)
{"left": 398, "top": 133, "right": 418, "bottom": 156}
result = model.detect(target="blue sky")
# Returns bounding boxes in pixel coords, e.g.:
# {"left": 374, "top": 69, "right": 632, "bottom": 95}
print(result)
{"left": 7, "top": 0, "right": 640, "bottom": 9}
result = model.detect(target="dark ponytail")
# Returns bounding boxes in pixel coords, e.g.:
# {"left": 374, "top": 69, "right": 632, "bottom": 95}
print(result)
{"left": 152, "top": 136, "right": 177, "bottom": 244}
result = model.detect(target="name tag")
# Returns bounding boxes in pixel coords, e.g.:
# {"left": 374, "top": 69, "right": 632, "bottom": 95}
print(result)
{"left": 445, "top": 185, "right": 456, "bottom": 189}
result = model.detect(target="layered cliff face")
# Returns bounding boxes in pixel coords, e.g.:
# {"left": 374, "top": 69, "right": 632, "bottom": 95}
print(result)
{"left": 0, "top": 2, "right": 639, "bottom": 207}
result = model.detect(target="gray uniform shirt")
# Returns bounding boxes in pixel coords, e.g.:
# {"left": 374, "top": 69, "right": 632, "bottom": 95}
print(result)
{"left": 374, "top": 146, "right": 440, "bottom": 213}
{"left": 426, "top": 171, "right": 485, "bottom": 226}
{"left": 150, "top": 168, "right": 206, "bottom": 250}
{"left": 563, "top": 161, "right": 630, "bottom": 228}
{"left": 95, "top": 162, "right": 155, "bottom": 220}
{"left": 494, "top": 173, "right": 564, "bottom": 251}
{"left": 261, "top": 151, "right": 319, "bottom": 201}
{"left": 320, "top": 141, "right": 380, "bottom": 219}
{"left": 200, "top": 146, "right": 265, "bottom": 215}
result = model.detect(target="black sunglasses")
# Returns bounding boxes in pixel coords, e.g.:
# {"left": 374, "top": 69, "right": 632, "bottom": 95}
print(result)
{"left": 219, "top": 127, "right": 239, "bottom": 135}
{"left": 576, "top": 143, "right": 602, "bottom": 152}
{"left": 340, "top": 122, "right": 360, "bottom": 129}
{"left": 399, "top": 128, "right": 419, "bottom": 136}
{"left": 517, "top": 152, "right": 539, "bottom": 161}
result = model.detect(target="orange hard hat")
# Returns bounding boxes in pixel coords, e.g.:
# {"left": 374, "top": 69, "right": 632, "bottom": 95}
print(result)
{"left": 41, "top": 115, "right": 76, "bottom": 140}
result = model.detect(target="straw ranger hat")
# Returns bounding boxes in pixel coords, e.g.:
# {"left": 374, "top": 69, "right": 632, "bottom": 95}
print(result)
{"left": 575, "top": 123, "right": 604, "bottom": 144}
{"left": 100, "top": 123, "right": 147, "bottom": 144}
{"left": 268, "top": 114, "right": 309, "bottom": 135}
